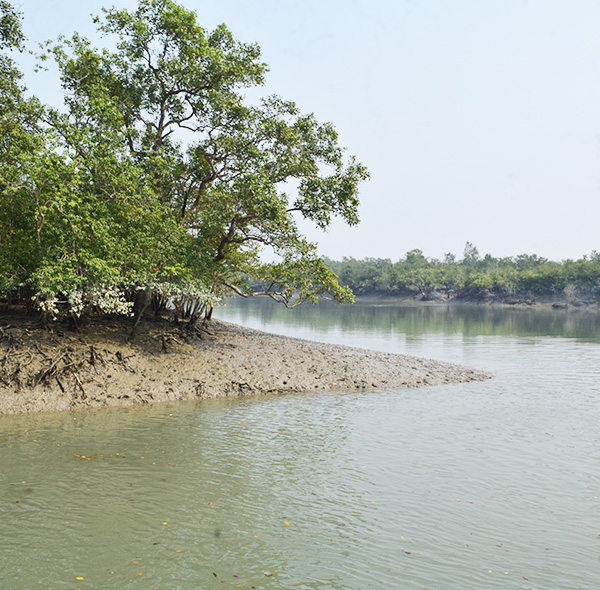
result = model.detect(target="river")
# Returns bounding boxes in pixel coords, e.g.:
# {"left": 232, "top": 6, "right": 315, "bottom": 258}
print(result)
{"left": 1, "top": 299, "right": 599, "bottom": 589}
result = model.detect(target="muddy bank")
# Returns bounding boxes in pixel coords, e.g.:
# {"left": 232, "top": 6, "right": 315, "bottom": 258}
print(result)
{"left": 353, "top": 290, "right": 600, "bottom": 310}
{"left": 0, "top": 315, "right": 490, "bottom": 415}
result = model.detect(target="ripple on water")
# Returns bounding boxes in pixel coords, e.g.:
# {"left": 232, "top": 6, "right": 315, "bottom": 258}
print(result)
{"left": 2, "top": 320, "right": 600, "bottom": 588}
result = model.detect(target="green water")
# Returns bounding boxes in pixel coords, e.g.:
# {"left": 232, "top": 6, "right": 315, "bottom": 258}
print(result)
{"left": 1, "top": 299, "right": 600, "bottom": 589}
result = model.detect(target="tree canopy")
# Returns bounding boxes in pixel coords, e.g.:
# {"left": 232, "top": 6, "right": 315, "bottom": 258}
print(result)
{"left": 0, "top": 0, "right": 368, "bottom": 326}
{"left": 325, "top": 245, "right": 600, "bottom": 303}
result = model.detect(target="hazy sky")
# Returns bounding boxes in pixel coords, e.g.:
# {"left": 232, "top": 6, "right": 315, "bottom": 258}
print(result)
{"left": 13, "top": 0, "right": 600, "bottom": 261}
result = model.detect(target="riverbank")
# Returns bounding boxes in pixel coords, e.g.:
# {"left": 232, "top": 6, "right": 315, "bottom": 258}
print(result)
{"left": 353, "top": 292, "right": 600, "bottom": 310}
{"left": 0, "top": 314, "right": 489, "bottom": 415}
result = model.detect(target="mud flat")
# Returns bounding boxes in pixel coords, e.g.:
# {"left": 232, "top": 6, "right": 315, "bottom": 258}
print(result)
{"left": 0, "top": 316, "right": 490, "bottom": 415}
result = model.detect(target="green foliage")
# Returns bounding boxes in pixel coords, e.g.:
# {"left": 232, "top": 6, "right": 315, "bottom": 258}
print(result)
{"left": 0, "top": 0, "right": 24, "bottom": 50}
{"left": 0, "top": 0, "right": 368, "bottom": 322}
{"left": 0, "top": 2, "right": 47, "bottom": 295}
{"left": 326, "top": 243, "right": 600, "bottom": 302}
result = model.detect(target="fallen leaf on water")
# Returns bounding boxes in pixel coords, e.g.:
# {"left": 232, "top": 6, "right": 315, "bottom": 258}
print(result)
{"left": 136, "top": 572, "right": 143, "bottom": 576}
{"left": 213, "top": 573, "right": 218, "bottom": 577}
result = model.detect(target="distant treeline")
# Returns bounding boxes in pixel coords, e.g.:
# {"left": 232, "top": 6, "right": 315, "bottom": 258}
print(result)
{"left": 323, "top": 243, "right": 600, "bottom": 305}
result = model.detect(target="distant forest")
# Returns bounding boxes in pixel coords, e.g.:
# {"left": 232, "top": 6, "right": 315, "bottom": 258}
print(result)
{"left": 322, "top": 243, "right": 600, "bottom": 306}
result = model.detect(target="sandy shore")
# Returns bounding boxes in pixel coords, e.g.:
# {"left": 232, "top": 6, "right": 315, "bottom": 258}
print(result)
{"left": 0, "top": 315, "right": 490, "bottom": 415}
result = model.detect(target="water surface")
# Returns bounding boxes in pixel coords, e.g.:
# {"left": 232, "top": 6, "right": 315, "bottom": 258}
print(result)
{"left": 1, "top": 299, "right": 599, "bottom": 589}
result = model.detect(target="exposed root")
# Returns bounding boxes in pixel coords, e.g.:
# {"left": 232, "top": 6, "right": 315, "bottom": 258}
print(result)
{"left": 1, "top": 332, "right": 136, "bottom": 399}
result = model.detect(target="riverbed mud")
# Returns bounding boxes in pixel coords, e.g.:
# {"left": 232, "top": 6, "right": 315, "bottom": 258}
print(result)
{"left": 0, "top": 314, "right": 490, "bottom": 415}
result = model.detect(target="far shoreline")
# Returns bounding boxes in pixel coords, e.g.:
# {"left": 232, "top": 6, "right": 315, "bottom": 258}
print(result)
{"left": 349, "top": 293, "right": 600, "bottom": 311}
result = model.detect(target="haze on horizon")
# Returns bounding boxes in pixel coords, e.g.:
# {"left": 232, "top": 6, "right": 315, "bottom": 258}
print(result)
{"left": 15, "top": 0, "right": 600, "bottom": 263}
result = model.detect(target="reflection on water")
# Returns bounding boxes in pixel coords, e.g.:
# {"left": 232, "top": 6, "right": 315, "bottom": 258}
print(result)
{"left": 1, "top": 299, "right": 600, "bottom": 589}
{"left": 218, "top": 296, "right": 600, "bottom": 342}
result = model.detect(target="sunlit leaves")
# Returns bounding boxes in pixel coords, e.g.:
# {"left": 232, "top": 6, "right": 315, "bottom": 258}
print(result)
{"left": 0, "top": 1, "right": 23, "bottom": 50}
{"left": 1, "top": 0, "right": 368, "bottom": 317}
